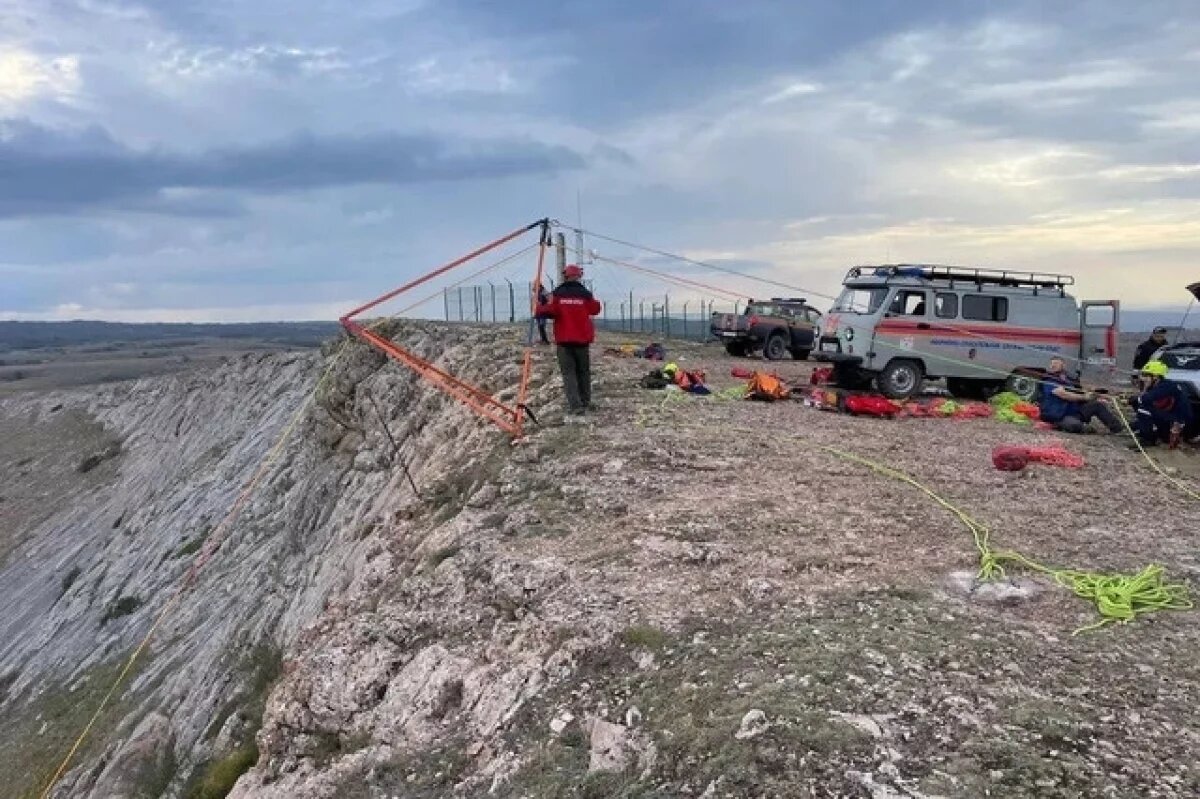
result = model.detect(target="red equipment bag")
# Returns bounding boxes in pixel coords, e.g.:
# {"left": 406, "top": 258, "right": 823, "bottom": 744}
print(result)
{"left": 992, "top": 446, "right": 1030, "bottom": 471}
{"left": 730, "top": 366, "right": 754, "bottom": 379}
{"left": 843, "top": 394, "right": 901, "bottom": 418}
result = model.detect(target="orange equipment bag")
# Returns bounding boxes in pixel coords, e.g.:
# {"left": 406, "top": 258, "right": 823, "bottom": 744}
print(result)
{"left": 746, "top": 371, "right": 790, "bottom": 401}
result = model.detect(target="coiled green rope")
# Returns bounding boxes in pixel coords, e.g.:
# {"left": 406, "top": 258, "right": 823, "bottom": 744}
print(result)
{"left": 819, "top": 443, "right": 1192, "bottom": 633}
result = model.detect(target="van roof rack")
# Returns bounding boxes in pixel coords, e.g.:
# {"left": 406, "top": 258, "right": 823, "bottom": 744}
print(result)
{"left": 846, "top": 264, "right": 1074, "bottom": 289}
{"left": 767, "top": 296, "right": 807, "bottom": 304}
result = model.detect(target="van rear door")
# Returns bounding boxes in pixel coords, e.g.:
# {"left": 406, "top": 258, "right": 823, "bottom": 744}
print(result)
{"left": 1080, "top": 300, "right": 1120, "bottom": 385}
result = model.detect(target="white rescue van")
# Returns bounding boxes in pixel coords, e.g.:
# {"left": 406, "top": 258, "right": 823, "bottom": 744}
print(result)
{"left": 814, "top": 265, "right": 1120, "bottom": 400}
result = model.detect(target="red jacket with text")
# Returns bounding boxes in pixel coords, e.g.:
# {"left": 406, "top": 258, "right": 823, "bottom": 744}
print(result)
{"left": 535, "top": 280, "right": 602, "bottom": 345}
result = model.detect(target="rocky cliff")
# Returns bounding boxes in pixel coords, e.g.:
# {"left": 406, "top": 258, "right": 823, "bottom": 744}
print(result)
{"left": 3, "top": 322, "right": 1199, "bottom": 799}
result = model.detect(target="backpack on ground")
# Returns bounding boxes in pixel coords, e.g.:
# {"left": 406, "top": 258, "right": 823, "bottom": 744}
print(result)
{"left": 746, "top": 372, "right": 789, "bottom": 401}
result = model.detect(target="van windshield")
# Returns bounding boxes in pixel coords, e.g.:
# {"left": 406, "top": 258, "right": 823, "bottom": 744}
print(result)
{"left": 832, "top": 287, "right": 888, "bottom": 314}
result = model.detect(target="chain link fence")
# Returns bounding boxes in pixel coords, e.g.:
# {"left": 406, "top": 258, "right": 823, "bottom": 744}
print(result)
{"left": 444, "top": 284, "right": 745, "bottom": 342}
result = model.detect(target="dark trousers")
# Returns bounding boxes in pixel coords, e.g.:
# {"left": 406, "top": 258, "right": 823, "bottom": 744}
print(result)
{"left": 1134, "top": 409, "right": 1173, "bottom": 444}
{"left": 556, "top": 344, "right": 591, "bottom": 413}
{"left": 1056, "top": 400, "right": 1122, "bottom": 434}
{"left": 536, "top": 318, "right": 550, "bottom": 344}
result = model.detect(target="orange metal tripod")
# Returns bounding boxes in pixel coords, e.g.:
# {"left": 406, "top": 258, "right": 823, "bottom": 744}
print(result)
{"left": 339, "top": 219, "right": 549, "bottom": 438}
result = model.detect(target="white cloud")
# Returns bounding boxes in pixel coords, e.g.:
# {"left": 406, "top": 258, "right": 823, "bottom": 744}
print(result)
{"left": 762, "top": 81, "right": 820, "bottom": 104}
{"left": 0, "top": 47, "right": 80, "bottom": 111}
{"left": 152, "top": 42, "right": 354, "bottom": 80}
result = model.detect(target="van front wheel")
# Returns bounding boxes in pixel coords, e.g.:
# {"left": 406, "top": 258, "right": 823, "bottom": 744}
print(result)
{"left": 878, "top": 360, "right": 923, "bottom": 400}
{"left": 1005, "top": 371, "right": 1041, "bottom": 403}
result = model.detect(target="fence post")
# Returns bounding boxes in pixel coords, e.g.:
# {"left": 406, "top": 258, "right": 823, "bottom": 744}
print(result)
{"left": 458, "top": 287, "right": 465, "bottom": 321}
{"left": 619, "top": 302, "right": 625, "bottom": 332}
{"left": 639, "top": 300, "right": 645, "bottom": 333}
{"left": 444, "top": 289, "right": 450, "bottom": 322}
{"left": 664, "top": 294, "right": 671, "bottom": 340}
{"left": 489, "top": 282, "right": 497, "bottom": 323}
{"left": 506, "top": 279, "right": 515, "bottom": 323}
{"left": 734, "top": 299, "right": 742, "bottom": 316}
{"left": 682, "top": 302, "right": 689, "bottom": 341}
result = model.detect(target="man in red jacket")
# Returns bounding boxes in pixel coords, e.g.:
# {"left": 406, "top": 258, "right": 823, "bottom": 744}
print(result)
{"left": 535, "top": 264, "right": 602, "bottom": 418}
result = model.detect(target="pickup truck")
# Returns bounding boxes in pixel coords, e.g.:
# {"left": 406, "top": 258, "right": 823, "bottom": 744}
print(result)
{"left": 710, "top": 298, "right": 821, "bottom": 360}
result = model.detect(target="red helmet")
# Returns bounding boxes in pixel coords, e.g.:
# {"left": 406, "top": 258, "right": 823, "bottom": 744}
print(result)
{"left": 564, "top": 264, "right": 584, "bottom": 279}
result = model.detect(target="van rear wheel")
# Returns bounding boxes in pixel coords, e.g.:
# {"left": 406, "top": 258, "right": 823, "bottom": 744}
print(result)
{"left": 878, "top": 360, "right": 923, "bottom": 400}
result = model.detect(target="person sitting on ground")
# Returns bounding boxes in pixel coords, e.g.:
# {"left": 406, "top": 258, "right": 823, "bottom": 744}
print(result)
{"left": 1130, "top": 360, "right": 1194, "bottom": 448}
{"left": 1132, "top": 326, "right": 1169, "bottom": 371}
{"left": 535, "top": 264, "right": 602, "bottom": 420}
{"left": 1038, "top": 356, "right": 1122, "bottom": 434}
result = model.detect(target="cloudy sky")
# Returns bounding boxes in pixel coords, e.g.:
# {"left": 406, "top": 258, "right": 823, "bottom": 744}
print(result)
{"left": 2, "top": 0, "right": 1198, "bottom": 321}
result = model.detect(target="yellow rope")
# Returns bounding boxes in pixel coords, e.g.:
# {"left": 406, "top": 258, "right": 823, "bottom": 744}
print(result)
{"left": 37, "top": 339, "right": 365, "bottom": 797}
{"left": 636, "top": 401, "right": 1192, "bottom": 634}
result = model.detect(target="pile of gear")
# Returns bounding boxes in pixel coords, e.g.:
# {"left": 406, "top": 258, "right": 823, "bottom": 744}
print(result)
{"left": 640, "top": 362, "right": 711, "bottom": 394}
{"left": 606, "top": 342, "right": 667, "bottom": 360}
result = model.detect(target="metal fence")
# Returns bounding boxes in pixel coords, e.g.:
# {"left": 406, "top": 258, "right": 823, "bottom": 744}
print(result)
{"left": 443, "top": 284, "right": 745, "bottom": 342}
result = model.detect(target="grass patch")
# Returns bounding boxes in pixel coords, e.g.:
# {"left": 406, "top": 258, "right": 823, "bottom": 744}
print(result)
{"left": 189, "top": 643, "right": 283, "bottom": 797}
{"left": 620, "top": 625, "right": 669, "bottom": 651}
{"left": 0, "top": 652, "right": 149, "bottom": 799}
{"left": 175, "top": 528, "right": 211, "bottom": 559}
{"left": 185, "top": 744, "right": 257, "bottom": 799}
{"left": 100, "top": 595, "right": 142, "bottom": 625}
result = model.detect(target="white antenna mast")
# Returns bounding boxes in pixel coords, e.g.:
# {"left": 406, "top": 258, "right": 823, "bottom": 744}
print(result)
{"left": 576, "top": 188, "right": 588, "bottom": 266}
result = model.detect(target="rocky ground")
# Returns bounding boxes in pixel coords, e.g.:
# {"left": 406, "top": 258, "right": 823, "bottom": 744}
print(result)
{"left": 2, "top": 323, "right": 1198, "bottom": 798}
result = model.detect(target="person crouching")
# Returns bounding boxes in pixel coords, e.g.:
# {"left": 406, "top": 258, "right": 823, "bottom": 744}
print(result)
{"left": 1130, "top": 360, "right": 1194, "bottom": 448}
{"left": 535, "top": 265, "right": 602, "bottom": 421}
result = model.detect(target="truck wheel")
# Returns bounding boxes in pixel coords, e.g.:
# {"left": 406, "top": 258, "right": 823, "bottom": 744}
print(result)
{"left": 878, "top": 360, "right": 923, "bottom": 400}
{"left": 764, "top": 333, "right": 788, "bottom": 360}
{"left": 724, "top": 341, "right": 747, "bottom": 357}
{"left": 1005, "top": 371, "right": 1040, "bottom": 403}
{"left": 790, "top": 348, "right": 811, "bottom": 361}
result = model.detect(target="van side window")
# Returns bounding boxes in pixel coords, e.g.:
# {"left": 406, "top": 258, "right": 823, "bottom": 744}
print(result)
{"left": 962, "top": 294, "right": 1008, "bottom": 322}
{"left": 935, "top": 293, "right": 958, "bottom": 318}
{"left": 889, "top": 290, "right": 927, "bottom": 316}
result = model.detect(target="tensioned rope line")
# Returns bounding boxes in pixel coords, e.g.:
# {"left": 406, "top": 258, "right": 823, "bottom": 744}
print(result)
{"left": 39, "top": 241, "right": 547, "bottom": 797}
{"left": 38, "top": 350, "right": 354, "bottom": 798}
{"left": 858, "top": 336, "right": 1200, "bottom": 502}
{"left": 390, "top": 242, "right": 540, "bottom": 318}
{"left": 568, "top": 247, "right": 750, "bottom": 302}
{"left": 632, "top": 402, "right": 1192, "bottom": 633}
{"left": 561, "top": 221, "right": 1132, "bottom": 374}
{"left": 569, "top": 222, "right": 1198, "bottom": 503}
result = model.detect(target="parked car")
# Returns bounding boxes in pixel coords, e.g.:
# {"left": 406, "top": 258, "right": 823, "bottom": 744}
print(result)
{"left": 814, "top": 265, "right": 1120, "bottom": 400}
{"left": 710, "top": 298, "right": 821, "bottom": 360}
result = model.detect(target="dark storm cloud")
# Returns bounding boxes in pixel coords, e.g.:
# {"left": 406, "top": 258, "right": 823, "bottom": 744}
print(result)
{"left": 0, "top": 119, "right": 585, "bottom": 217}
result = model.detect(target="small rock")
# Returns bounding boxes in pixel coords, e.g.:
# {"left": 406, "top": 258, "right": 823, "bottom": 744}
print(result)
{"left": 602, "top": 459, "right": 625, "bottom": 475}
{"left": 549, "top": 711, "right": 575, "bottom": 735}
{"left": 626, "top": 706, "right": 643, "bottom": 727}
{"left": 588, "top": 719, "right": 634, "bottom": 772}
{"left": 734, "top": 709, "right": 769, "bottom": 740}
{"left": 467, "top": 484, "right": 499, "bottom": 508}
